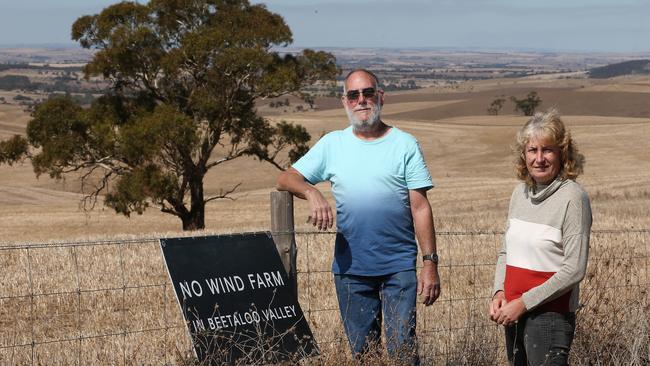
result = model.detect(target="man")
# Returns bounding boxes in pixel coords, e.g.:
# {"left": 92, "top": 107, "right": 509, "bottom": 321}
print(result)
{"left": 276, "top": 69, "right": 440, "bottom": 364}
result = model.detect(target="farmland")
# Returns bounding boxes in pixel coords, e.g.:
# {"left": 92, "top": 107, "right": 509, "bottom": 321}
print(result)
{"left": 0, "top": 48, "right": 649, "bottom": 364}
{"left": 2, "top": 65, "right": 650, "bottom": 239}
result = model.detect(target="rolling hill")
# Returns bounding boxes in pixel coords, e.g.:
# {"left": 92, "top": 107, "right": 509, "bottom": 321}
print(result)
{"left": 589, "top": 59, "right": 650, "bottom": 79}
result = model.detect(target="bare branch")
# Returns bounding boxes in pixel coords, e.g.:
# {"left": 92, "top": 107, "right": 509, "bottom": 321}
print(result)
{"left": 257, "top": 156, "right": 286, "bottom": 171}
{"left": 205, "top": 150, "right": 247, "bottom": 170}
{"left": 60, "top": 155, "right": 129, "bottom": 176}
{"left": 204, "top": 182, "right": 242, "bottom": 204}
{"left": 160, "top": 204, "right": 182, "bottom": 217}
{"left": 79, "top": 166, "right": 113, "bottom": 211}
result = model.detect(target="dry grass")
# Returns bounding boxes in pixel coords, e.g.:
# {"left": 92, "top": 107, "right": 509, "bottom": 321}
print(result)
{"left": 0, "top": 230, "right": 646, "bottom": 365}
{"left": 1, "top": 76, "right": 649, "bottom": 364}
{"left": 0, "top": 104, "right": 30, "bottom": 139}
{"left": 571, "top": 232, "right": 650, "bottom": 365}
{"left": 3, "top": 74, "right": 650, "bottom": 238}
{"left": 0, "top": 238, "right": 192, "bottom": 365}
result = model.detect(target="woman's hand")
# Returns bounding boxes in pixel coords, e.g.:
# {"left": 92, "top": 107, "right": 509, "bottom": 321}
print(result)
{"left": 489, "top": 291, "right": 507, "bottom": 322}
{"left": 496, "top": 298, "right": 527, "bottom": 326}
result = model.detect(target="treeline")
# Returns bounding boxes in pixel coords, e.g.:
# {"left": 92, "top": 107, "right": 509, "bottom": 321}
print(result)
{"left": 5, "top": 92, "right": 97, "bottom": 107}
{"left": 381, "top": 80, "right": 420, "bottom": 91}
{"left": 589, "top": 59, "right": 650, "bottom": 79}
{"left": 0, "top": 74, "right": 104, "bottom": 94}
{"left": 313, "top": 80, "right": 421, "bottom": 98}
{"left": 0, "top": 75, "right": 33, "bottom": 90}
{"left": 0, "top": 63, "right": 82, "bottom": 73}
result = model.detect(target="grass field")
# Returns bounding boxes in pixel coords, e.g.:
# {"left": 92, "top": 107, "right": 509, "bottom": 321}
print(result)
{"left": 3, "top": 74, "right": 650, "bottom": 240}
{"left": 1, "top": 74, "right": 649, "bottom": 364}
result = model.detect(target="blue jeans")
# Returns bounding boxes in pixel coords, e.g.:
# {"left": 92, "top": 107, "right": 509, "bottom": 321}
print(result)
{"left": 334, "top": 270, "right": 419, "bottom": 365}
{"left": 505, "top": 311, "right": 576, "bottom": 366}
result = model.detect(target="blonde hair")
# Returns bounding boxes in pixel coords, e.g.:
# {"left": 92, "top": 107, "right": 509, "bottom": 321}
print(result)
{"left": 514, "top": 109, "right": 585, "bottom": 187}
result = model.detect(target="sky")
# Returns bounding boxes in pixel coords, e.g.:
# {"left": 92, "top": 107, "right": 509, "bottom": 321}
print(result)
{"left": 0, "top": 0, "right": 649, "bottom": 53}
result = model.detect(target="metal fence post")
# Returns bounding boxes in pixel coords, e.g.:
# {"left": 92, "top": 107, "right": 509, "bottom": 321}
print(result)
{"left": 270, "top": 191, "right": 298, "bottom": 300}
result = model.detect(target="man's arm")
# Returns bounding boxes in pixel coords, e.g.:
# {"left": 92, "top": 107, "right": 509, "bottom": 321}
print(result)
{"left": 409, "top": 188, "right": 441, "bottom": 306}
{"left": 277, "top": 167, "right": 333, "bottom": 231}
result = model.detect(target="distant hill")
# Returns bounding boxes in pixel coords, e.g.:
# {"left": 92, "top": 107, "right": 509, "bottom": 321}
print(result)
{"left": 589, "top": 59, "right": 650, "bottom": 79}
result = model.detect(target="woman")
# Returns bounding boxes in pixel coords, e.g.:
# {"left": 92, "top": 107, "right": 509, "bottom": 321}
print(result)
{"left": 489, "top": 109, "right": 592, "bottom": 365}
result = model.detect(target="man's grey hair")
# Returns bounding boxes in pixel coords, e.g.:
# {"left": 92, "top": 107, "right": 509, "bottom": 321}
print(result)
{"left": 343, "top": 69, "right": 380, "bottom": 92}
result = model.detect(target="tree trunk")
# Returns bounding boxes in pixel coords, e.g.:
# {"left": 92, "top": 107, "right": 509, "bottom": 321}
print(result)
{"left": 181, "top": 170, "right": 206, "bottom": 231}
{"left": 181, "top": 210, "right": 205, "bottom": 230}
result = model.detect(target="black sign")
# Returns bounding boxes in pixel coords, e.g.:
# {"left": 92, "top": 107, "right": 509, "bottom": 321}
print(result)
{"left": 160, "top": 233, "right": 318, "bottom": 365}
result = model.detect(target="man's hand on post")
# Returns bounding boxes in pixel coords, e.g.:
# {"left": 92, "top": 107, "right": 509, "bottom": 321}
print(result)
{"left": 304, "top": 188, "right": 333, "bottom": 231}
{"left": 417, "top": 262, "right": 441, "bottom": 306}
{"left": 277, "top": 168, "right": 333, "bottom": 231}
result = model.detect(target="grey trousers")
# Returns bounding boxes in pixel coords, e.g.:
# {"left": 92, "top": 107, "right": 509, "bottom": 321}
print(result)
{"left": 505, "top": 312, "right": 576, "bottom": 366}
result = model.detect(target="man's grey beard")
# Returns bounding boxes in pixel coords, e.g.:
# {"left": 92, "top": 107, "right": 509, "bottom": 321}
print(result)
{"left": 346, "top": 103, "right": 382, "bottom": 132}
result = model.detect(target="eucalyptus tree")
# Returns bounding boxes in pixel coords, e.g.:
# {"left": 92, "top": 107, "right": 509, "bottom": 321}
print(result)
{"left": 0, "top": 0, "right": 338, "bottom": 230}
{"left": 511, "top": 91, "right": 542, "bottom": 116}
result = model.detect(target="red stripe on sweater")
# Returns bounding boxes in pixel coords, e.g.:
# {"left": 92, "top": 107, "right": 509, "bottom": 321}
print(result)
{"left": 505, "top": 265, "right": 572, "bottom": 313}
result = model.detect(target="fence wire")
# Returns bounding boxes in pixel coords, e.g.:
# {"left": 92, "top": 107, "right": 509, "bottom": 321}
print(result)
{"left": 294, "top": 229, "right": 649, "bottom": 364}
{"left": 0, "top": 229, "right": 648, "bottom": 365}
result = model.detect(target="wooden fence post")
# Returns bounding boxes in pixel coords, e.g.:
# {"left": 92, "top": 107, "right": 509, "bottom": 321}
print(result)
{"left": 270, "top": 191, "right": 297, "bottom": 299}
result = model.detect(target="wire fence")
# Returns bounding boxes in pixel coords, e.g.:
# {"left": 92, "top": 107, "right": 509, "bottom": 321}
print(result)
{"left": 0, "top": 237, "right": 188, "bottom": 365}
{"left": 0, "top": 229, "right": 648, "bottom": 365}
{"left": 296, "top": 229, "right": 650, "bottom": 364}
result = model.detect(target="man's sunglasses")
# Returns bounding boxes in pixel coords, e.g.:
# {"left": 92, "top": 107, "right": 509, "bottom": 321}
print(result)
{"left": 344, "top": 87, "right": 379, "bottom": 102}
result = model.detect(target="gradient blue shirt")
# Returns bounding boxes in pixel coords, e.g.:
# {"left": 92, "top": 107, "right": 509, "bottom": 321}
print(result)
{"left": 293, "top": 126, "right": 434, "bottom": 275}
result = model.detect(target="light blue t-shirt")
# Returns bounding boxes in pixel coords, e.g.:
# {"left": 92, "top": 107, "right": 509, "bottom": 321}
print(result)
{"left": 293, "top": 126, "right": 434, "bottom": 276}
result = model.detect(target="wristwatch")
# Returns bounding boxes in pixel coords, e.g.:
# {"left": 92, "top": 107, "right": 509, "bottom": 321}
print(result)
{"left": 422, "top": 253, "right": 439, "bottom": 264}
